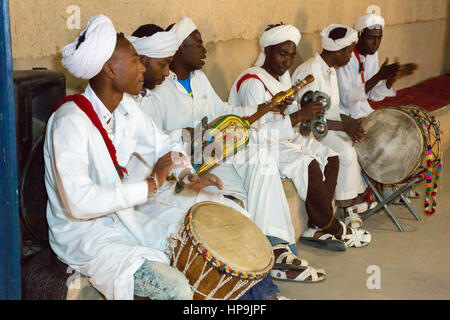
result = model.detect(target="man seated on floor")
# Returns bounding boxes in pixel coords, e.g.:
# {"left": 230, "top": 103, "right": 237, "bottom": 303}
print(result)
{"left": 229, "top": 23, "right": 368, "bottom": 251}
{"left": 44, "top": 15, "right": 259, "bottom": 300}
{"left": 336, "top": 13, "right": 418, "bottom": 120}
{"left": 291, "top": 24, "right": 373, "bottom": 245}
{"left": 131, "top": 17, "right": 327, "bottom": 285}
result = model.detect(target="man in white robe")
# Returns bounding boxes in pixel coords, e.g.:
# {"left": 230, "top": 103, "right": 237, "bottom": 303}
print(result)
{"left": 229, "top": 23, "right": 369, "bottom": 251}
{"left": 44, "top": 15, "right": 248, "bottom": 300}
{"left": 136, "top": 17, "right": 326, "bottom": 284}
{"left": 291, "top": 24, "right": 373, "bottom": 245}
{"left": 336, "top": 13, "right": 417, "bottom": 119}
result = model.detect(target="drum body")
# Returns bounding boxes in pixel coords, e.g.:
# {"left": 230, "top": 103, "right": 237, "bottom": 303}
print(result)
{"left": 355, "top": 106, "right": 441, "bottom": 184}
{"left": 168, "top": 201, "right": 274, "bottom": 300}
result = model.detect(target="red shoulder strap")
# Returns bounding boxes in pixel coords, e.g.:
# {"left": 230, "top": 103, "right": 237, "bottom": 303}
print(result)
{"left": 353, "top": 47, "right": 365, "bottom": 83}
{"left": 236, "top": 73, "right": 274, "bottom": 97}
{"left": 55, "top": 94, "right": 128, "bottom": 179}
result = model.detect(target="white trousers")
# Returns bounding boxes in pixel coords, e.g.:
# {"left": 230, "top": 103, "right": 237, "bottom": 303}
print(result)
{"left": 276, "top": 133, "right": 337, "bottom": 200}
{"left": 319, "top": 130, "right": 367, "bottom": 201}
{"left": 208, "top": 145, "right": 296, "bottom": 244}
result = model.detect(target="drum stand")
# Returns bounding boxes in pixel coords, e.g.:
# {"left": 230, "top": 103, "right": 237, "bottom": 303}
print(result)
{"left": 360, "top": 172, "right": 422, "bottom": 232}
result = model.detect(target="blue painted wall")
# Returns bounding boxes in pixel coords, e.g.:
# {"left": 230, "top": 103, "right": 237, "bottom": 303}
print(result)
{"left": 0, "top": 0, "right": 22, "bottom": 300}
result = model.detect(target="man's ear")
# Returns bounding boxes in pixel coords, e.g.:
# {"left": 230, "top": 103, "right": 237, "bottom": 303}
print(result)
{"left": 102, "top": 60, "right": 116, "bottom": 80}
{"left": 264, "top": 46, "right": 271, "bottom": 56}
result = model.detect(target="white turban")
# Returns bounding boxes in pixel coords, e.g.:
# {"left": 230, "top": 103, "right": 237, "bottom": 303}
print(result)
{"left": 255, "top": 25, "right": 301, "bottom": 67}
{"left": 127, "top": 31, "right": 180, "bottom": 58}
{"left": 62, "top": 15, "right": 117, "bottom": 79}
{"left": 354, "top": 14, "right": 385, "bottom": 33}
{"left": 171, "top": 16, "right": 197, "bottom": 44}
{"left": 320, "top": 24, "right": 358, "bottom": 51}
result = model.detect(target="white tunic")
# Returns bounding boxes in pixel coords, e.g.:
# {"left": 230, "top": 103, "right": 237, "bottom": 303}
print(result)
{"left": 336, "top": 51, "right": 396, "bottom": 119}
{"left": 228, "top": 66, "right": 337, "bottom": 200}
{"left": 291, "top": 53, "right": 367, "bottom": 201}
{"left": 140, "top": 71, "right": 296, "bottom": 244}
{"left": 44, "top": 84, "right": 248, "bottom": 300}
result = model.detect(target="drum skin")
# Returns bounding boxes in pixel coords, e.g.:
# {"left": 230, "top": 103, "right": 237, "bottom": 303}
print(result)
{"left": 170, "top": 201, "right": 274, "bottom": 300}
{"left": 355, "top": 108, "right": 425, "bottom": 184}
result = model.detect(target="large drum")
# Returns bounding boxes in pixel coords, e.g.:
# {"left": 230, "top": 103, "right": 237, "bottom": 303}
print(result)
{"left": 355, "top": 105, "right": 442, "bottom": 184}
{"left": 168, "top": 201, "right": 274, "bottom": 300}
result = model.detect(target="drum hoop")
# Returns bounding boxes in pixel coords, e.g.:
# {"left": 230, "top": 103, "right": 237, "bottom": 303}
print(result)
{"left": 184, "top": 202, "right": 270, "bottom": 280}
{"left": 400, "top": 105, "right": 442, "bottom": 165}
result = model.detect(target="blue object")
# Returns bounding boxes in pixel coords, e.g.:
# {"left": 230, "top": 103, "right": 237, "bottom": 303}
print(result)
{"left": 178, "top": 77, "right": 193, "bottom": 98}
{"left": 0, "top": 0, "right": 22, "bottom": 300}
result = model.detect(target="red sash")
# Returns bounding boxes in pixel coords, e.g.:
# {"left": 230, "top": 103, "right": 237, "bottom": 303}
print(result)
{"left": 55, "top": 94, "right": 128, "bottom": 180}
{"left": 353, "top": 47, "right": 365, "bottom": 83}
{"left": 236, "top": 74, "right": 274, "bottom": 97}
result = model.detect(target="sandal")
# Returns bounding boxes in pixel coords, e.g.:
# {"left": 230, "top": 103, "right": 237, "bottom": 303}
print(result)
{"left": 339, "top": 221, "right": 371, "bottom": 248}
{"left": 272, "top": 243, "right": 309, "bottom": 269}
{"left": 344, "top": 202, "right": 377, "bottom": 228}
{"left": 404, "top": 189, "right": 420, "bottom": 199}
{"left": 270, "top": 265, "right": 326, "bottom": 283}
{"left": 300, "top": 227, "right": 346, "bottom": 252}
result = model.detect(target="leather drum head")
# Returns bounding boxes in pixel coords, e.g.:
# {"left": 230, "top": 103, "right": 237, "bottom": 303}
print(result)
{"left": 188, "top": 201, "right": 274, "bottom": 276}
{"left": 355, "top": 108, "right": 424, "bottom": 184}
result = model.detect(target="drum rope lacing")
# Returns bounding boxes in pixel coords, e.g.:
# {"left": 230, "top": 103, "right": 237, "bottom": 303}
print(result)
{"left": 168, "top": 227, "right": 261, "bottom": 300}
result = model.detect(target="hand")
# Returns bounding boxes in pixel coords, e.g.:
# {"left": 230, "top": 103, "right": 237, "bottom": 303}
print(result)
{"left": 377, "top": 58, "right": 400, "bottom": 82}
{"left": 299, "top": 101, "right": 324, "bottom": 122}
{"left": 271, "top": 91, "right": 295, "bottom": 115}
{"left": 150, "top": 151, "right": 186, "bottom": 187}
{"left": 342, "top": 116, "right": 366, "bottom": 143}
{"left": 396, "top": 63, "right": 418, "bottom": 79}
{"left": 181, "top": 172, "right": 223, "bottom": 191}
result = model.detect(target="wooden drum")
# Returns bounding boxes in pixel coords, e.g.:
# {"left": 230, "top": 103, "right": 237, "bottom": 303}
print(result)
{"left": 355, "top": 106, "right": 442, "bottom": 184}
{"left": 168, "top": 201, "right": 274, "bottom": 300}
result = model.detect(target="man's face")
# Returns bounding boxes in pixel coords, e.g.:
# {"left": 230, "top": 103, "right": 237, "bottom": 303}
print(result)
{"left": 265, "top": 40, "right": 297, "bottom": 76}
{"left": 178, "top": 30, "right": 207, "bottom": 71}
{"left": 335, "top": 43, "right": 355, "bottom": 67}
{"left": 109, "top": 38, "right": 146, "bottom": 95}
{"left": 358, "top": 28, "right": 383, "bottom": 55}
{"left": 141, "top": 55, "right": 173, "bottom": 89}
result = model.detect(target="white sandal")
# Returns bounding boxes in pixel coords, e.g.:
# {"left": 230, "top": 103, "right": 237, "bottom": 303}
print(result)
{"left": 272, "top": 243, "right": 309, "bottom": 269}
{"left": 300, "top": 227, "right": 346, "bottom": 251}
{"left": 339, "top": 221, "right": 371, "bottom": 248}
{"left": 344, "top": 202, "right": 377, "bottom": 228}
{"left": 270, "top": 265, "right": 326, "bottom": 283}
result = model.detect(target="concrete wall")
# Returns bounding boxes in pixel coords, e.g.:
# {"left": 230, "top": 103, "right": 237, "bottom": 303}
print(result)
{"left": 10, "top": 0, "right": 449, "bottom": 98}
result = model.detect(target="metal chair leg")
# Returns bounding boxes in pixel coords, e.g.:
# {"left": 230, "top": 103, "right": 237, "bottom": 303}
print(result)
{"left": 361, "top": 173, "right": 405, "bottom": 232}
{"left": 393, "top": 182, "right": 421, "bottom": 221}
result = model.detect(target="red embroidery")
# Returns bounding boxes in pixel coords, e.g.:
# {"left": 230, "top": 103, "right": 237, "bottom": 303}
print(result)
{"left": 236, "top": 74, "right": 274, "bottom": 97}
{"left": 55, "top": 94, "right": 128, "bottom": 179}
{"left": 353, "top": 47, "right": 365, "bottom": 83}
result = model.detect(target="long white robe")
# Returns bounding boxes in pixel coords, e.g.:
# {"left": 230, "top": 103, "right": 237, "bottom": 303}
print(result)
{"left": 336, "top": 51, "right": 396, "bottom": 119}
{"left": 140, "top": 70, "right": 296, "bottom": 244}
{"left": 44, "top": 84, "right": 248, "bottom": 300}
{"left": 291, "top": 53, "right": 367, "bottom": 201}
{"left": 228, "top": 66, "right": 337, "bottom": 200}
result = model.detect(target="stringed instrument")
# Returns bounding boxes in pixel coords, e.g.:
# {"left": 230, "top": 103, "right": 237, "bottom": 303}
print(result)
{"left": 176, "top": 74, "right": 314, "bottom": 192}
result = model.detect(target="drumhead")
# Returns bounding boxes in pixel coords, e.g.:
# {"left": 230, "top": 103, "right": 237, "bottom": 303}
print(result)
{"left": 355, "top": 108, "right": 425, "bottom": 184}
{"left": 187, "top": 201, "right": 273, "bottom": 277}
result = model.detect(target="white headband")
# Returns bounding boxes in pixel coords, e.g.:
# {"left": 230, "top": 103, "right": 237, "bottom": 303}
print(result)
{"left": 255, "top": 25, "right": 301, "bottom": 67}
{"left": 355, "top": 14, "right": 385, "bottom": 33}
{"left": 62, "top": 15, "right": 117, "bottom": 80}
{"left": 127, "top": 31, "right": 180, "bottom": 58}
{"left": 320, "top": 24, "right": 358, "bottom": 51}
{"left": 172, "top": 16, "right": 197, "bottom": 44}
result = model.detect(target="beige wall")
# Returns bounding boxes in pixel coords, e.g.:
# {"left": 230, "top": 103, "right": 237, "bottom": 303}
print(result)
{"left": 10, "top": 0, "right": 449, "bottom": 98}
